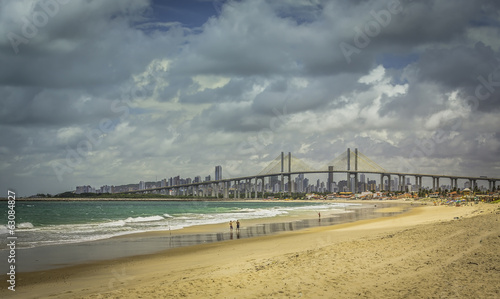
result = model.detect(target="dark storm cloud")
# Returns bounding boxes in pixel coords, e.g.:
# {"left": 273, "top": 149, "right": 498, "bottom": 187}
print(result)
{"left": 416, "top": 43, "right": 499, "bottom": 89}
{"left": 0, "top": 87, "right": 119, "bottom": 126}
{"left": 0, "top": 0, "right": 181, "bottom": 88}
{"left": 192, "top": 102, "right": 273, "bottom": 132}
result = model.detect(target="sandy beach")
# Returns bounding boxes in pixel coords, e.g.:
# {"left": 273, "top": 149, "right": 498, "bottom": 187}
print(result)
{"left": 2, "top": 200, "right": 499, "bottom": 298}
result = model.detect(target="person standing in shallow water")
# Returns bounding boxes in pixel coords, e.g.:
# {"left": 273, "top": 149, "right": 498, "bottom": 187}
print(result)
{"left": 229, "top": 220, "right": 233, "bottom": 231}
{"left": 236, "top": 220, "right": 240, "bottom": 231}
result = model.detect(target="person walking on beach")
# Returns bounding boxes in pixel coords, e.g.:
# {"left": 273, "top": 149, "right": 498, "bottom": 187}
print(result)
{"left": 229, "top": 220, "right": 233, "bottom": 231}
{"left": 236, "top": 220, "right": 240, "bottom": 231}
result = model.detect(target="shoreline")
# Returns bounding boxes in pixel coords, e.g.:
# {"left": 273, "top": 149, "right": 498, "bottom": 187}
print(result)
{"left": 5, "top": 201, "right": 405, "bottom": 273}
{"left": 0, "top": 197, "right": 431, "bottom": 203}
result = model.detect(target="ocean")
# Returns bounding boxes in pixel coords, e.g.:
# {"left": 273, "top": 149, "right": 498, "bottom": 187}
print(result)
{"left": 0, "top": 200, "right": 356, "bottom": 250}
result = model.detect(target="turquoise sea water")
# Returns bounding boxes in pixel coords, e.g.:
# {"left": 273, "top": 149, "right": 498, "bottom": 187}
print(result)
{"left": 1, "top": 200, "right": 354, "bottom": 249}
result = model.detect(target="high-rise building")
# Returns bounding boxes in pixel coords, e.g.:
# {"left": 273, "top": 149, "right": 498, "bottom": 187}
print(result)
{"left": 338, "top": 180, "right": 348, "bottom": 192}
{"left": 270, "top": 175, "right": 279, "bottom": 191}
{"left": 359, "top": 174, "right": 366, "bottom": 184}
{"left": 368, "top": 180, "right": 377, "bottom": 191}
{"left": 295, "top": 173, "right": 305, "bottom": 192}
{"left": 100, "top": 185, "right": 112, "bottom": 193}
{"left": 331, "top": 181, "right": 338, "bottom": 192}
{"left": 328, "top": 166, "right": 334, "bottom": 192}
{"left": 139, "top": 181, "right": 146, "bottom": 190}
{"left": 215, "top": 165, "right": 222, "bottom": 180}
{"left": 273, "top": 182, "right": 280, "bottom": 193}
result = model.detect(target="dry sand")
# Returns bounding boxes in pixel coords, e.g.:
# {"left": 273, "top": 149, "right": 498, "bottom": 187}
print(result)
{"left": 3, "top": 201, "right": 499, "bottom": 298}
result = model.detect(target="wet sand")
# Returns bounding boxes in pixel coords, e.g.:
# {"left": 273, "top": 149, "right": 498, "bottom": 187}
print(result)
{"left": 8, "top": 202, "right": 402, "bottom": 272}
{"left": 1, "top": 201, "right": 499, "bottom": 298}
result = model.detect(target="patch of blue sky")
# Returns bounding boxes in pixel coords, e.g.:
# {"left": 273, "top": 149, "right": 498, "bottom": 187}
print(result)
{"left": 376, "top": 53, "right": 419, "bottom": 69}
{"left": 150, "top": 0, "right": 219, "bottom": 29}
{"left": 469, "top": 19, "right": 498, "bottom": 27}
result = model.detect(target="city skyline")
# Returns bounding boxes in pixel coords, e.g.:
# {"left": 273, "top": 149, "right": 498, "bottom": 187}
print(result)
{"left": 2, "top": 0, "right": 500, "bottom": 197}
{"left": 73, "top": 162, "right": 496, "bottom": 198}
{"left": 74, "top": 173, "right": 494, "bottom": 197}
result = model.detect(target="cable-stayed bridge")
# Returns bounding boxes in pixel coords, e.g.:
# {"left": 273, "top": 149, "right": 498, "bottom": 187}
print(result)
{"left": 125, "top": 148, "right": 500, "bottom": 198}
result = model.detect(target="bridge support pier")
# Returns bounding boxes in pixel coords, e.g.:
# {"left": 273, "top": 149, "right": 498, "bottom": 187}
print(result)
{"left": 379, "top": 173, "right": 391, "bottom": 192}
{"left": 347, "top": 173, "right": 351, "bottom": 192}
{"left": 287, "top": 174, "right": 292, "bottom": 196}
{"left": 236, "top": 181, "right": 240, "bottom": 199}
{"left": 468, "top": 179, "right": 477, "bottom": 191}
{"left": 254, "top": 177, "right": 258, "bottom": 199}
{"left": 280, "top": 174, "right": 284, "bottom": 194}
{"left": 249, "top": 179, "right": 252, "bottom": 198}
{"left": 243, "top": 180, "right": 247, "bottom": 198}
{"left": 414, "top": 176, "right": 421, "bottom": 192}
{"left": 354, "top": 173, "right": 358, "bottom": 193}
{"left": 223, "top": 181, "right": 228, "bottom": 199}
{"left": 432, "top": 177, "right": 440, "bottom": 192}
{"left": 251, "top": 178, "right": 254, "bottom": 198}
{"left": 241, "top": 180, "right": 245, "bottom": 199}
{"left": 379, "top": 174, "right": 383, "bottom": 191}
{"left": 261, "top": 177, "right": 265, "bottom": 197}
{"left": 247, "top": 179, "right": 251, "bottom": 199}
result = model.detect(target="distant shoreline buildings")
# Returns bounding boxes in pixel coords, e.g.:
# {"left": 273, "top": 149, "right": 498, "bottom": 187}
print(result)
{"left": 75, "top": 164, "right": 491, "bottom": 195}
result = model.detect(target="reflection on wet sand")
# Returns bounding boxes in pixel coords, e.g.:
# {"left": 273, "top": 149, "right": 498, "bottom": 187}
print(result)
{"left": 16, "top": 204, "right": 408, "bottom": 272}
{"left": 163, "top": 205, "right": 407, "bottom": 248}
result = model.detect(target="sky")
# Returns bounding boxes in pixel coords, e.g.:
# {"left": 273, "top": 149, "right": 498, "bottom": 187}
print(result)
{"left": 1, "top": 0, "right": 500, "bottom": 196}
